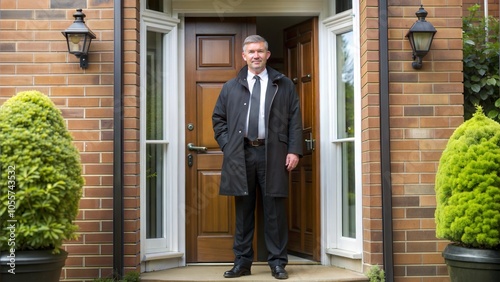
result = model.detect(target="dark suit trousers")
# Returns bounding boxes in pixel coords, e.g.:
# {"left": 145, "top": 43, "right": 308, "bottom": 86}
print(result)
{"left": 233, "top": 144, "right": 288, "bottom": 269}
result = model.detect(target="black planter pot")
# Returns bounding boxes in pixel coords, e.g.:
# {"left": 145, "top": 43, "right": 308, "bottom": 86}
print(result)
{"left": 443, "top": 244, "right": 500, "bottom": 282}
{"left": 0, "top": 249, "right": 67, "bottom": 282}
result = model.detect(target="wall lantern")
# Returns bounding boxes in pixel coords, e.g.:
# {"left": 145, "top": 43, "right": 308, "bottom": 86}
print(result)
{"left": 405, "top": 5, "right": 437, "bottom": 69}
{"left": 62, "top": 9, "right": 96, "bottom": 69}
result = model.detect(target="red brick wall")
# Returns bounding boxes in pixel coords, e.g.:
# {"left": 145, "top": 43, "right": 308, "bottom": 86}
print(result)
{"left": 359, "top": 0, "right": 384, "bottom": 269}
{"left": 360, "top": 1, "right": 463, "bottom": 281}
{"left": 0, "top": 0, "right": 140, "bottom": 281}
{"left": 122, "top": 0, "right": 141, "bottom": 276}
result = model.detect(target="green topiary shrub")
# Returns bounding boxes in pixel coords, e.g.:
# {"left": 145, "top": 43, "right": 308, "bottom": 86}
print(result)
{"left": 435, "top": 106, "right": 500, "bottom": 250}
{"left": 0, "top": 90, "right": 84, "bottom": 253}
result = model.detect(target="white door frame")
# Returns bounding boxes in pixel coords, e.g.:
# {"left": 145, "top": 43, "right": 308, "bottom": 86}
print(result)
{"left": 139, "top": 0, "right": 362, "bottom": 272}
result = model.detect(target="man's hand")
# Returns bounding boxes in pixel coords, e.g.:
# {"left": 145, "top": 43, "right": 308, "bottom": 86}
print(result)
{"left": 285, "top": 153, "right": 299, "bottom": 172}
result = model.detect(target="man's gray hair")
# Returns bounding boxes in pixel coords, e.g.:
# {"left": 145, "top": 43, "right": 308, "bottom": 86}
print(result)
{"left": 243, "top": 35, "right": 268, "bottom": 52}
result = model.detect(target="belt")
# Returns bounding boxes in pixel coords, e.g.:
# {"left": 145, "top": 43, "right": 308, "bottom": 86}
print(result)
{"left": 244, "top": 138, "right": 265, "bottom": 147}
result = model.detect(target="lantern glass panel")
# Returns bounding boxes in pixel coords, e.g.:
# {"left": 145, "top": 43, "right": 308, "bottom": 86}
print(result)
{"left": 68, "top": 34, "right": 85, "bottom": 53}
{"left": 82, "top": 34, "right": 92, "bottom": 54}
{"left": 412, "top": 32, "right": 433, "bottom": 53}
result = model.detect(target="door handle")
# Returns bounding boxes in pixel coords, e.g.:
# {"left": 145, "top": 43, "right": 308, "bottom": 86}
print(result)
{"left": 305, "top": 133, "right": 315, "bottom": 151}
{"left": 187, "top": 143, "right": 207, "bottom": 152}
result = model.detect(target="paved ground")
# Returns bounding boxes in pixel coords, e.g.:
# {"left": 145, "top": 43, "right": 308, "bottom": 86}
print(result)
{"left": 141, "top": 265, "right": 369, "bottom": 282}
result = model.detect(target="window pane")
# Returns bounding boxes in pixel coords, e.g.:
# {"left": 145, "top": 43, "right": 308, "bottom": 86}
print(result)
{"left": 336, "top": 30, "right": 356, "bottom": 238}
{"left": 336, "top": 0, "right": 352, "bottom": 14}
{"left": 341, "top": 141, "right": 356, "bottom": 238}
{"left": 336, "top": 31, "right": 355, "bottom": 138}
{"left": 146, "top": 143, "right": 164, "bottom": 238}
{"left": 146, "top": 0, "right": 164, "bottom": 12}
{"left": 146, "top": 31, "right": 164, "bottom": 140}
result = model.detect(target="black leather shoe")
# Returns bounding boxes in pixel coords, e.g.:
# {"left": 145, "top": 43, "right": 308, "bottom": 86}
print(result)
{"left": 271, "top": 265, "right": 288, "bottom": 279}
{"left": 223, "top": 265, "right": 251, "bottom": 278}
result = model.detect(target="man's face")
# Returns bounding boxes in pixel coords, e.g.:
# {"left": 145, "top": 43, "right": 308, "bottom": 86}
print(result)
{"left": 242, "top": 41, "right": 271, "bottom": 74}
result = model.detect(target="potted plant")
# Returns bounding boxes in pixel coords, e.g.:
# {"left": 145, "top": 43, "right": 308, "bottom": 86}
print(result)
{"left": 366, "top": 265, "right": 385, "bottom": 282}
{"left": 0, "top": 90, "right": 84, "bottom": 281}
{"left": 435, "top": 106, "right": 500, "bottom": 282}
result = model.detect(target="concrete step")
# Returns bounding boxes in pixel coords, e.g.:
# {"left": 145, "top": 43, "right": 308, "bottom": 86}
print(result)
{"left": 141, "top": 265, "right": 369, "bottom": 282}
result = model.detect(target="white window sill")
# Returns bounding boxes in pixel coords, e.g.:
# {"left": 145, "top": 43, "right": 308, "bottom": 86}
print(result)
{"left": 143, "top": 252, "right": 184, "bottom": 262}
{"left": 326, "top": 248, "right": 362, "bottom": 259}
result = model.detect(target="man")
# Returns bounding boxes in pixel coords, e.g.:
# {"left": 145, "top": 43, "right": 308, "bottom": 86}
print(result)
{"left": 212, "top": 35, "right": 303, "bottom": 280}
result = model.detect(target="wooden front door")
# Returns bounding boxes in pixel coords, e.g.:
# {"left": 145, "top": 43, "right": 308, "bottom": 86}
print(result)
{"left": 185, "top": 17, "right": 320, "bottom": 263}
{"left": 285, "top": 18, "right": 320, "bottom": 261}
{"left": 185, "top": 18, "right": 256, "bottom": 262}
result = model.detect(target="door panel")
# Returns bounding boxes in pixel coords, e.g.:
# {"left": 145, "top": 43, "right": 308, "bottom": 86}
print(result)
{"left": 285, "top": 18, "right": 320, "bottom": 261}
{"left": 185, "top": 18, "right": 256, "bottom": 262}
{"left": 197, "top": 84, "right": 223, "bottom": 148}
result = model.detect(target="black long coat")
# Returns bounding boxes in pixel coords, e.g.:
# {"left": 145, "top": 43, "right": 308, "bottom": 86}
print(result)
{"left": 212, "top": 66, "right": 303, "bottom": 197}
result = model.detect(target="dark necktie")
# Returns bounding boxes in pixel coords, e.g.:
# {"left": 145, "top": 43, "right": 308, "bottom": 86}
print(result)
{"left": 247, "top": 75, "right": 261, "bottom": 140}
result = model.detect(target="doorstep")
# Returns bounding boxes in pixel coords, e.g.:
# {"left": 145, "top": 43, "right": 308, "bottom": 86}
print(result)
{"left": 140, "top": 265, "right": 368, "bottom": 282}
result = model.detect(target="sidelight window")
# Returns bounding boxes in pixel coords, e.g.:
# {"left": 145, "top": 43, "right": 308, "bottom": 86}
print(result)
{"left": 336, "top": 31, "right": 356, "bottom": 238}
{"left": 140, "top": 0, "right": 180, "bottom": 259}
{"left": 145, "top": 31, "right": 165, "bottom": 239}
{"left": 323, "top": 1, "right": 362, "bottom": 259}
